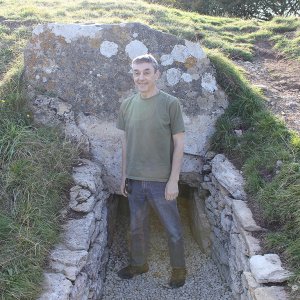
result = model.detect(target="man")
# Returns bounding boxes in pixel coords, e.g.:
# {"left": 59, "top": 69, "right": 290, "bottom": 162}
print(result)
{"left": 116, "top": 54, "right": 186, "bottom": 288}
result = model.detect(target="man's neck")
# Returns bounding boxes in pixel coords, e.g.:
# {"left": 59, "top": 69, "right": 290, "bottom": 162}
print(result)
{"left": 140, "top": 87, "right": 160, "bottom": 99}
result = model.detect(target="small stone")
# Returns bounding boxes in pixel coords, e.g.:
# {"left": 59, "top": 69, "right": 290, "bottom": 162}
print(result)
{"left": 202, "top": 164, "right": 211, "bottom": 174}
{"left": 250, "top": 254, "right": 293, "bottom": 283}
{"left": 254, "top": 286, "right": 288, "bottom": 300}
{"left": 291, "top": 284, "right": 299, "bottom": 292}
{"left": 72, "top": 159, "right": 102, "bottom": 193}
{"left": 50, "top": 249, "right": 88, "bottom": 281}
{"left": 204, "top": 175, "right": 210, "bottom": 182}
{"left": 276, "top": 160, "right": 283, "bottom": 168}
{"left": 234, "top": 129, "right": 243, "bottom": 137}
{"left": 232, "top": 200, "right": 262, "bottom": 232}
{"left": 211, "top": 154, "right": 246, "bottom": 200}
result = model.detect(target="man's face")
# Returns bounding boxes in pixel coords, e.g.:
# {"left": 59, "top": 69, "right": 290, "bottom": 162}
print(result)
{"left": 132, "top": 62, "right": 159, "bottom": 95}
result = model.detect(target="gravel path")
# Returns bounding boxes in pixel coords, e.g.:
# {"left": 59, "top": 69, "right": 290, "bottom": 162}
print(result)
{"left": 102, "top": 197, "right": 232, "bottom": 300}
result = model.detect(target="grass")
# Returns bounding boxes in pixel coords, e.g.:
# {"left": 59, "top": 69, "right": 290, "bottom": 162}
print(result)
{"left": 0, "top": 0, "right": 299, "bottom": 63}
{"left": 209, "top": 50, "right": 300, "bottom": 283}
{"left": 0, "top": 0, "right": 299, "bottom": 297}
{"left": 0, "top": 60, "right": 78, "bottom": 299}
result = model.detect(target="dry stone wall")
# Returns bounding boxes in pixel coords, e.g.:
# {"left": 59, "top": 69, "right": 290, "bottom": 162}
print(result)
{"left": 189, "top": 153, "right": 292, "bottom": 300}
{"left": 38, "top": 159, "right": 110, "bottom": 300}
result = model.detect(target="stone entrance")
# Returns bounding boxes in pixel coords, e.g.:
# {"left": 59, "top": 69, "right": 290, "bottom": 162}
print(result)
{"left": 24, "top": 22, "right": 289, "bottom": 300}
{"left": 102, "top": 189, "right": 232, "bottom": 300}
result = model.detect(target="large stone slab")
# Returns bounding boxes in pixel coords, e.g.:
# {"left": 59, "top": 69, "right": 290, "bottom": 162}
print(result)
{"left": 24, "top": 22, "right": 228, "bottom": 192}
{"left": 211, "top": 154, "right": 246, "bottom": 200}
{"left": 250, "top": 254, "right": 293, "bottom": 283}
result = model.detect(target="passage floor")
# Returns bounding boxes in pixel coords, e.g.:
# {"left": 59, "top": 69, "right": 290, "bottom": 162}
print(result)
{"left": 102, "top": 196, "right": 233, "bottom": 300}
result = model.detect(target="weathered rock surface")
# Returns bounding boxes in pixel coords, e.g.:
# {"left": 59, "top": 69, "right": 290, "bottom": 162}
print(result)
{"left": 50, "top": 249, "right": 88, "bottom": 281}
{"left": 63, "top": 212, "right": 96, "bottom": 251}
{"left": 72, "top": 159, "right": 102, "bottom": 193}
{"left": 24, "top": 22, "right": 228, "bottom": 193}
{"left": 188, "top": 190, "right": 211, "bottom": 254}
{"left": 69, "top": 185, "right": 97, "bottom": 213}
{"left": 250, "top": 254, "right": 293, "bottom": 283}
{"left": 232, "top": 200, "right": 263, "bottom": 232}
{"left": 38, "top": 273, "right": 72, "bottom": 300}
{"left": 254, "top": 286, "right": 288, "bottom": 300}
{"left": 70, "top": 272, "right": 89, "bottom": 300}
{"left": 211, "top": 154, "right": 246, "bottom": 200}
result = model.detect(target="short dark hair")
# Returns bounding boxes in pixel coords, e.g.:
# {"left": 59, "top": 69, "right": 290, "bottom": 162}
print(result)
{"left": 132, "top": 54, "right": 159, "bottom": 72}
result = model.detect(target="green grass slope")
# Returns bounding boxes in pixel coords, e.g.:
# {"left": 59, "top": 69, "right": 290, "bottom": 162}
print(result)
{"left": 0, "top": 0, "right": 299, "bottom": 299}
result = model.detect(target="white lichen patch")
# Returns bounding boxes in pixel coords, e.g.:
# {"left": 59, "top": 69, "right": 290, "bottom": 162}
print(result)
{"left": 42, "top": 60, "right": 59, "bottom": 74}
{"left": 132, "top": 32, "right": 138, "bottom": 38}
{"left": 100, "top": 41, "right": 118, "bottom": 58}
{"left": 32, "top": 24, "right": 44, "bottom": 36}
{"left": 160, "top": 54, "right": 174, "bottom": 66}
{"left": 185, "top": 40, "right": 206, "bottom": 60}
{"left": 171, "top": 44, "right": 190, "bottom": 63}
{"left": 125, "top": 40, "right": 148, "bottom": 60}
{"left": 201, "top": 73, "right": 217, "bottom": 93}
{"left": 192, "top": 74, "right": 200, "bottom": 81}
{"left": 181, "top": 73, "right": 193, "bottom": 83}
{"left": 166, "top": 68, "right": 182, "bottom": 86}
{"left": 39, "top": 24, "right": 103, "bottom": 43}
{"left": 43, "top": 66, "right": 58, "bottom": 74}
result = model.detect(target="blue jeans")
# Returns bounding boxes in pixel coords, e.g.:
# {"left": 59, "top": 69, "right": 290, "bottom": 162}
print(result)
{"left": 127, "top": 179, "right": 185, "bottom": 268}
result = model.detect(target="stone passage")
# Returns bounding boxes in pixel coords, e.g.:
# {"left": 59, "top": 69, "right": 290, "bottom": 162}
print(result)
{"left": 102, "top": 196, "right": 232, "bottom": 300}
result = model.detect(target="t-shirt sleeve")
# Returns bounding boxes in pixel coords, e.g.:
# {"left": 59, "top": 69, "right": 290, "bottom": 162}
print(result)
{"left": 116, "top": 103, "right": 125, "bottom": 130}
{"left": 170, "top": 99, "right": 185, "bottom": 134}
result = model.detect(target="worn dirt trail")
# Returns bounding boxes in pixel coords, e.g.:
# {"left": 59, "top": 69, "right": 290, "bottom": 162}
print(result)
{"left": 235, "top": 40, "right": 300, "bottom": 134}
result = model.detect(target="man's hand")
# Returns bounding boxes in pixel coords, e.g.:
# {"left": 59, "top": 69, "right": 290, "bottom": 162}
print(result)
{"left": 120, "top": 177, "right": 128, "bottom": 197}
{"left": 165, "top": 179, "right": 179, "bottom": 201}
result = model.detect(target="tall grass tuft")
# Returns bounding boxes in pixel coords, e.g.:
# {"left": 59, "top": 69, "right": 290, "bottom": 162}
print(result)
{"left": 0, "top": 62, "right": 78, "bottom": 299}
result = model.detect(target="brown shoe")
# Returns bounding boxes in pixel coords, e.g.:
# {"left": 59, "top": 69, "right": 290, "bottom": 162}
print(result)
{"left": 117, "top": 263, "right": 149, "bottom": 279}
{"left": 169, "top": 267, "right": 186, "bottom": 288}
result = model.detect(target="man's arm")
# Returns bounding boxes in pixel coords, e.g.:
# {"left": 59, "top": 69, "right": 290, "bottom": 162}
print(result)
{"left": 120, "top": 131, "right": 128, "bottom": 197}
{"left": 165, "top": 132, "right": 184, "bottom": 201}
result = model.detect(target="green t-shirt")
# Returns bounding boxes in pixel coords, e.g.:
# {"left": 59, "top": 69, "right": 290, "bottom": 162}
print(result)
{"left": 116, "top": 91, "right": 185, "bottom": 182}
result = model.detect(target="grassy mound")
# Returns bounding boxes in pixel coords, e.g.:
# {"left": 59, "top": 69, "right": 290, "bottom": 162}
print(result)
{"left": 0, "top": 63, "right": 78, "bottom": 299}
{"left": 0, "top": 0, "right": 299, "bottom": 298}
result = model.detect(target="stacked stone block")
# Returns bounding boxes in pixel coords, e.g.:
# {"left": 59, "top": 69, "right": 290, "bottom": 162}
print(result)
{"left": 38, "top": 159, "right": 110, "bottom": 300}
{"left": 197, "top": 153, "right": 291, "bottom": 300}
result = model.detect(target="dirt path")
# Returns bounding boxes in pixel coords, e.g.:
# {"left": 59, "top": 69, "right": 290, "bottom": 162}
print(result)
{"left": 234, "top": 40, "right": 300, "bottom": 134}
